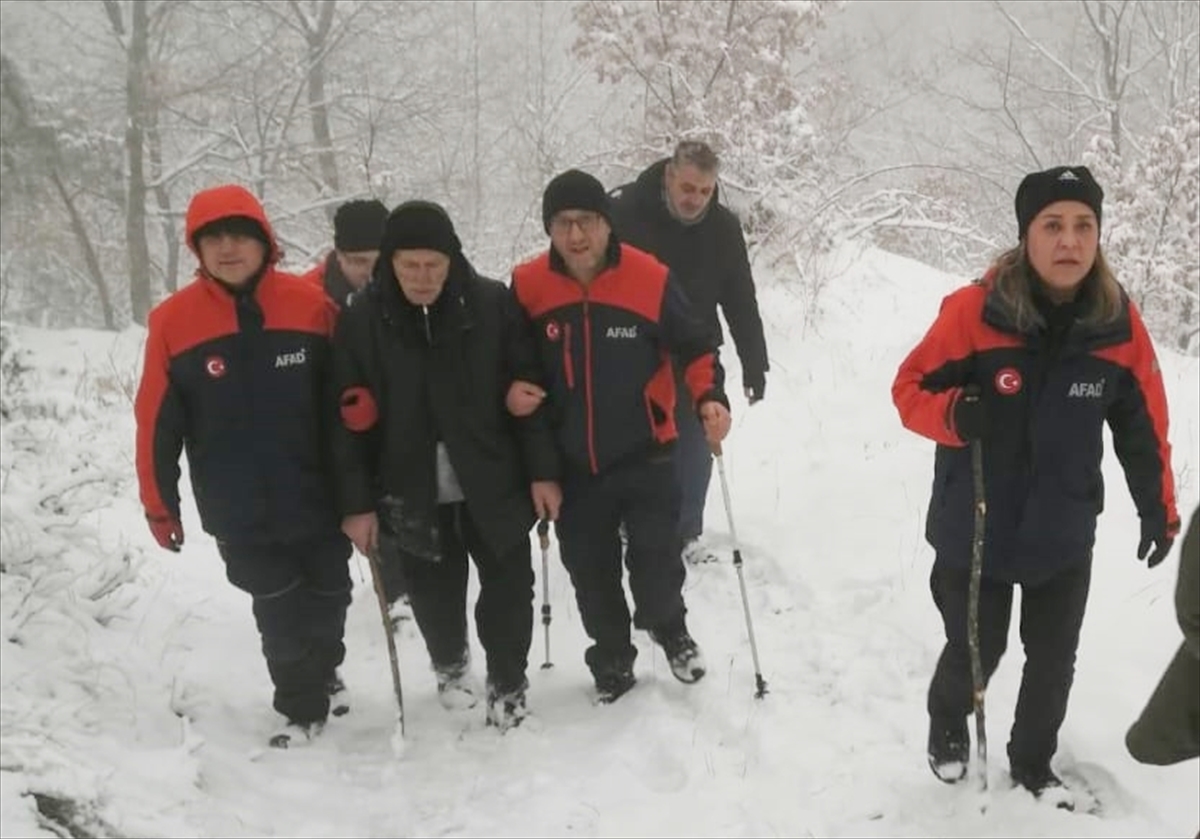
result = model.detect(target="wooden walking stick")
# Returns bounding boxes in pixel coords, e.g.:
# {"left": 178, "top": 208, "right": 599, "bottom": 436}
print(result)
{"left": 968, "top": 440, "right": 988, "bottom": 792}
{"left": 537, "top": 520, "right": 553, "bottom": 669}
{"left": 365, "top": 546, "right": 405, "bottom": 741}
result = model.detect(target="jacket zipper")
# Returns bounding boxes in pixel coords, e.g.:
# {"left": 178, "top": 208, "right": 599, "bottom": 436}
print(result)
{"left": 236, "top": 291, "right": 271, "bottom": 532}
{"left": 582, "top": 292, "right": 598, "bottom": 474}
{"left": 563, "top": 322, "right": 574, "bottom": 390}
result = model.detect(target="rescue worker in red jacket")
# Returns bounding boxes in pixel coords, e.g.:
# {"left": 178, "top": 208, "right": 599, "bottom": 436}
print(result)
{"left": 298, "top": 199, "right": 388, "bottom": 308}
{"left": 893, "top": 166, "right": 1179, "bottom": 808}
{"left": 509, "top": 169, "right": 732, "bottom": 703}
{"left": 135, "top": 184, "right": 351, "bottom": 749}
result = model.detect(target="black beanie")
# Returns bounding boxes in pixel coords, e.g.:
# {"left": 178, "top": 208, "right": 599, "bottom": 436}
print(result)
{"left": 1014, "top": 166, "right": 1104, "bottom": 239}
{"left": 333, "top": 199, "right": 388, "bottom": 252}
{"left": 192, "top": 215, "right": 270, "bottom": 251}
{"left": 380, "top": 200, "right": 462, "bottom": 258}
{"left": 542, "top": 169, "right": 610, "bottom": 234}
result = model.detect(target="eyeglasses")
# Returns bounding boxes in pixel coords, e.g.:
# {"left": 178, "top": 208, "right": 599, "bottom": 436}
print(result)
{"left": 550, "top": 213, "right": 602, "bottom": 236}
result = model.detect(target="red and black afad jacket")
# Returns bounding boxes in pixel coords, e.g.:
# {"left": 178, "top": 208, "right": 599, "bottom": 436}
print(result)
{"left": 511, "top": 241, "right": 728, "bottom": 475}
{"left": 893, "top": 275, "right": 1179, "bottom": 585}
{"left": 135, "top": 184, "right": 341, "bottom": 544}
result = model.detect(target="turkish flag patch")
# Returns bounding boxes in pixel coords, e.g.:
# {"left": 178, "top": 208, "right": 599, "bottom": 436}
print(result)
{"left": 994, "top": 367, "right": 1023, "bottom": 395}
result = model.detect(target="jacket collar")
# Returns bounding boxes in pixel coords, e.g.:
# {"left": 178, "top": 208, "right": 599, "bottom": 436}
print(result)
{"left": 981, "top": 271, "right": 1132, "bottom": 351}
{"left": 373, "top": 254, "right": 474, "bottom": 346}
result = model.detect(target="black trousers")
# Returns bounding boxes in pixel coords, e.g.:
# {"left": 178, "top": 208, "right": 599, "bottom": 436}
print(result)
{"left": 927, "top": 558, "right": 1091, "bottom": 773}
{"left": 555, "top": 451, "right": 687, "bottom": 677}
{"left": 375, "top": 530, "right": 410, "bottom": 605}
{"left": 218, "top": 530, "right": 352, "bottom": 725}
{"left": 400, "top": 503, "right": 534, "bottom": 693}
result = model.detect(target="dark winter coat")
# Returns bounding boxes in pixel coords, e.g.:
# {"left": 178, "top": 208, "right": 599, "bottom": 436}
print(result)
{"left": 329, "top": 253, "right": 557, "bottom": 559}
{"left": 299, "top": 252, "right": 356, "bottom": 308}
{"left": 893, "top": 272, "right": 1179, "bottom": 585}
{"left": 135, "top": 185, "right": 342, "bottom": 545}
{"left": 608, "top": 159, "right": 769, "bottom": 389}
{"left": 510, "top": 239, "right": 727, "bottom": 476}
{"left": 1126, "top": 506, "right": 1200, "bottom": 765}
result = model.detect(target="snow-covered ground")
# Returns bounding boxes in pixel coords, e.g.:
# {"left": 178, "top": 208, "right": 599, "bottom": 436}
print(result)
{"left": 2, "top": 244, "right": 1197, "bottom": 838}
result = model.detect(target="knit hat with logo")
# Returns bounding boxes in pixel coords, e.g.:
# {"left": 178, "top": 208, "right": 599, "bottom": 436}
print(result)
{"left": 1014, "top": 166, "right": 1104, "bottom": 239}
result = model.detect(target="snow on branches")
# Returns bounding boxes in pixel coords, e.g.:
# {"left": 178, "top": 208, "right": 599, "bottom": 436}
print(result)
{"left": 1085, "top": 98, "right": 1200, "bottom": 354}
{"left": 574, "top": 0, "right": 841, "bottom": 241}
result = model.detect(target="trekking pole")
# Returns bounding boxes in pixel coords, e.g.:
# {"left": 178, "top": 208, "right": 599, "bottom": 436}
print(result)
{"left": 712, "top": 441, "right": 768, "bottom": 699}
{"left": 968, "top": 439, "right": 988, "bottom": 792}
{"left": 538, "top": 519, "right": 553, "bottom": 669}
{"left": 365, "top": 545, "right": 405, "bottom": 739}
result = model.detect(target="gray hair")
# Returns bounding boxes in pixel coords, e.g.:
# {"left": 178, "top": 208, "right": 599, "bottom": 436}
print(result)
{"left": 672, "top": 140, "right": 719, "bottom": 173}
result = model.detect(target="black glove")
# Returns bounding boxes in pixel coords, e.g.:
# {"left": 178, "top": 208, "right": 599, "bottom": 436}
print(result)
{"left": 1137, "top": 520, "right": 1175, "bottom": 569}
{"left": 744, "top": 372, "right": 765, "bottom": 405}
{"left": 951, "top": 384, "right": 988, "bottom": 442}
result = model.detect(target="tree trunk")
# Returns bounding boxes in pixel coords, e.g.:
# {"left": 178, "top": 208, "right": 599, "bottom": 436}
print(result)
{"left": 307, "top": 0, "right": 340, "bottom": 209}
{"left": 50, "top": 170, "right": 116, "bottom": 331}
{"left": 123, "top": 0, "right": 153, "bottom": 323}
{"left": 146, "top": 110, "right": 179, "bottom": 293}
{"left": 1093, "top": 2, "right": 1124, "bottom": 157}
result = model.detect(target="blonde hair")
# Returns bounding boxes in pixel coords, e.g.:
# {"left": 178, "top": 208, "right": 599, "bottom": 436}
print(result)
{"left": 988, "top": 245, "right": 1124, "bottom": 332}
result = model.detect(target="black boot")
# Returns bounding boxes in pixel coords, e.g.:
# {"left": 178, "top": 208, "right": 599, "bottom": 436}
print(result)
{"left": 927, "top": 717, "right": 969, "bottom": 784}
{"left": 1010, "top": 763, "right": 1075, "bottom": 811}
{"left": 587, "top": 643, "right": 638, "bottom": 704}
{"left": 594, "top": 665, "right": 637, "bottom": 704}
{"left": 649, "top": 614, "right": 706, "bottom": 684}
{"left": 485, "top": 677, "right": 529, "bottom": 731}
{"left": 434, "top": 649, "right": 479, "bottom": 711}
{"left": 326, "top": 670, "right": 349, "bottom": 717}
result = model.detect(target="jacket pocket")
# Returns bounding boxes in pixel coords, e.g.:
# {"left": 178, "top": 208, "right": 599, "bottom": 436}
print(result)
{"left": 643, "top": 360, "right": 677, "bottom": 444}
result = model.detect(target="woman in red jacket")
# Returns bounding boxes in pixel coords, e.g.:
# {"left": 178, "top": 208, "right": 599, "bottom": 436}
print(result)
{"left": 892, "top": 166, "right": 1179, "bottom": 809}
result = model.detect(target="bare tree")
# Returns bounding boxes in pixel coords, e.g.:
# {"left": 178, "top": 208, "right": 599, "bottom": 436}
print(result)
{"left": 574, "top": 0, "right": 839, "bottom": 235}
{"left": 103, "top": 0, "right": 155, "bottom": 324}
{"left": 287, "top": 0, "right": 341, "bottom": 204}
{"left": 0, "top": 52, "right": 117, "bottom": 330}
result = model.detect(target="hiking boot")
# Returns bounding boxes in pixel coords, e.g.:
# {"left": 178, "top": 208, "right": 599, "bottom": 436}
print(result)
{"left": 326, "top": 671, "right": 349, "bottom": 717}
{"left": 1011, "top": 763, "right": 1075, "bottom": 811}
{"left": 682, "top": 537, "right": 720, "bottom": 565}
{"left": 485, "top": 677, "right": 529, "bottom": 731}
{"left": 268, "top": 719, "right": 324, "bottom": 749}
{"left": 435, "top": 651, "right": 479, "bottom": 711}
{"left": 927, "top": 717, "right": 969, "bottom": 784}
{"left": 387, "top": 595, "right": 413, "bottom": 632}
{"left": 650, "top": 618, "right": 706, "bottom": 683}
{"left": 594, "top": 666, "right": 637, "bottom": 704}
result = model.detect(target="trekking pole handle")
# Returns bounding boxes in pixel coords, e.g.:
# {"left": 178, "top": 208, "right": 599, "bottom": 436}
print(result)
{"left": 537, "top": 518, "right": 550, "bottom": 550}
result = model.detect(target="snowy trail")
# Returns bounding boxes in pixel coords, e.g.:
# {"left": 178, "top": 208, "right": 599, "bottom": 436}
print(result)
{"left": 3, "top": 245, "right": 1197, "bottom": 838}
